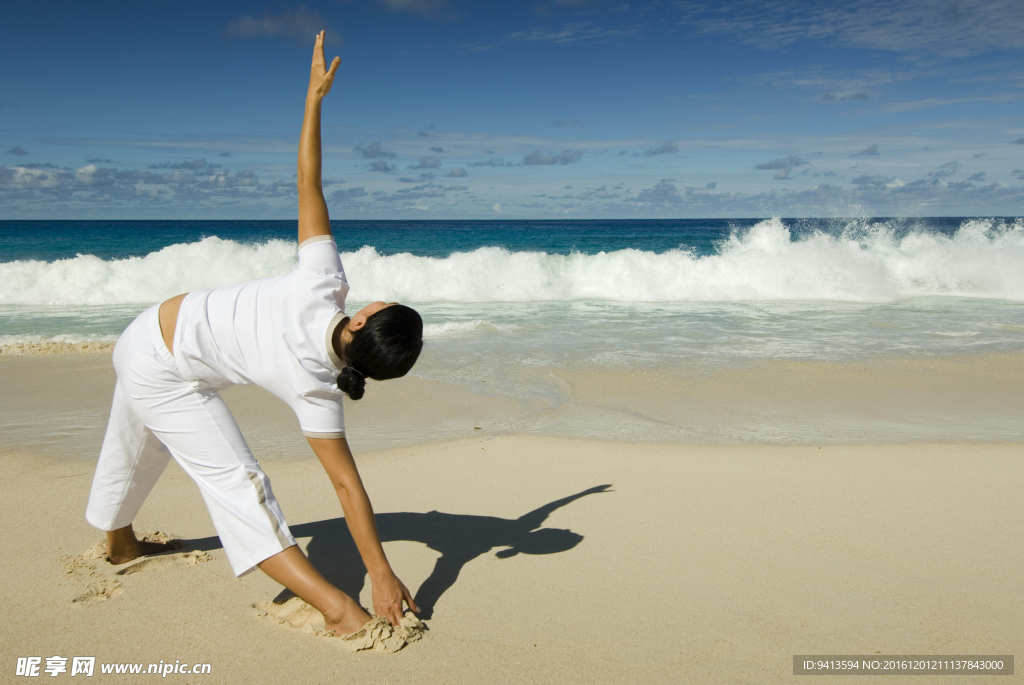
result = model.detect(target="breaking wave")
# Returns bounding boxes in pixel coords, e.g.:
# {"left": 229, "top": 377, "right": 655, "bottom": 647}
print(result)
{"left": 2, "top": 218, "right": 1023, "bottom": 305}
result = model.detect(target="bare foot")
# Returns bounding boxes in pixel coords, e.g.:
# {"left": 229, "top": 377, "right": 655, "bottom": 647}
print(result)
{"left": 105, "top": 526, "right": 178, "bottom": 565}
{"left": 323, "top": 605, "right": 373, "bottom": 637}
{"left": 106, "top": 540, "right": 178, "bottom": 565}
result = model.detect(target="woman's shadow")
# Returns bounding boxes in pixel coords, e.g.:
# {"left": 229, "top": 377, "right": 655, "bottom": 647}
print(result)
{"left": 181, "top": 484, "right": 610, "bottom": 619}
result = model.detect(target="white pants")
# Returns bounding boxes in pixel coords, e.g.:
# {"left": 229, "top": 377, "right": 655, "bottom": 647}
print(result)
{"left": 86, "top": 305, "right": 296, "bottom": 576}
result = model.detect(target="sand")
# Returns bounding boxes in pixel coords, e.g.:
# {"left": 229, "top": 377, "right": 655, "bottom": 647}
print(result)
{"left": 1, "top": 353, "right": 1021, "bottom": 683}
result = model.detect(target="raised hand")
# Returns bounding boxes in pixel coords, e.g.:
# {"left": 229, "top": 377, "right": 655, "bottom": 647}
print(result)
{"left": 308, "top": 30, "right": 341, "bottom": 98}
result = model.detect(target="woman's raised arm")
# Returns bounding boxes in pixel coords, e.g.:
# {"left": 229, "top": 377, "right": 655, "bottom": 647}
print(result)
{"left": 297, "top": 31, "right": 341, "bottom": 246}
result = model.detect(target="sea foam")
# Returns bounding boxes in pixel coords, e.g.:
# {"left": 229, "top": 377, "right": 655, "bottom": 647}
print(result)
{"left": 2, "top": 218, "right": 1023, "bottom": 306}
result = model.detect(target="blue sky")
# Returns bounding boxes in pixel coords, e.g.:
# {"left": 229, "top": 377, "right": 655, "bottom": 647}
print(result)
{"left": 1, "top": 0, "right": 1023, "bottom": 219}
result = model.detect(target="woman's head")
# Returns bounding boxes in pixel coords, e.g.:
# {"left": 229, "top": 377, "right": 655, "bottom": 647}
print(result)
{"left": 336, "top": 301, "right": 423, "bottom": 400}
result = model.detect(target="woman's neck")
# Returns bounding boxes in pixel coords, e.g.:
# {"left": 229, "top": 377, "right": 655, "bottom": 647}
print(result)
{"left": 331, "top": 317, "right": 349, "bottom": 365}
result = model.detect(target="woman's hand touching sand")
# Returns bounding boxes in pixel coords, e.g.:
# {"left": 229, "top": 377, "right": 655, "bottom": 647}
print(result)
{"left": 308, "top": 31, "right": 340, "bottom": 99}
{"left": 373, "top": 571, "right": 420, "bottom": 628}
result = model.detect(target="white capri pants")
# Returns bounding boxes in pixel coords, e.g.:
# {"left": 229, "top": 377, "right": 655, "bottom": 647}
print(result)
{"left": 86, "top": 305, "right": 296, "bottom": 576}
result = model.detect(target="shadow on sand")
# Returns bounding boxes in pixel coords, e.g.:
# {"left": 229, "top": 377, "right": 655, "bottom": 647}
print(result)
{"left": 181, "top": 484, "right": 611, "bottom": 619}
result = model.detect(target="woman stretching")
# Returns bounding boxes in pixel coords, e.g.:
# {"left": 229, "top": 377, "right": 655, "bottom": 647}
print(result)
{"left": 85, "top": 31, "right": 422, "bottom": 635}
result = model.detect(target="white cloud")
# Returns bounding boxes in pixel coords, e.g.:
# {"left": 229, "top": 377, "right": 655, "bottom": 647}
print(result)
{"left": 884, "top": 93, "right": 1021, "bottom": 112}
{"left": 680, "top": 0, "right": 1024, "bottom": 56}
{"left": 853, "top": 144, "right": 880, "bottom": 156}
{"left": 225, "top": 5, "right": 339, "bottom": 46}
{"left": 409, "top": 156, "right": 441, "bottom": 169}
{"left": 465, "top": 21, "right": 640, "bottom": 51}
{"left": 756, "top": 155, "right": 808, "bottom": 171}
{"left": 0, "top": 165, "right": 68, "bottom": 190}
{"left": 330, "top": 187, "right": 368, "bottom": 202}
{"left": 354, "top": 142, "right": 397, "bottom": 159}
{"left": 640, "top": 142, "right": 679, "bottom": 157}
{"left": 521, "top": 149, "right": 583, "bottom": 165}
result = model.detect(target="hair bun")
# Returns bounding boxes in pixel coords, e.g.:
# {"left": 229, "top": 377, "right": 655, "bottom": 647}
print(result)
{"left": 337, "top": 366, "right": 366, "bottom": 400}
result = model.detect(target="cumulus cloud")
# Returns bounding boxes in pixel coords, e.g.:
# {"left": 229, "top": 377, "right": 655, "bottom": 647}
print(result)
{"left": 149, "top": 159, "right": 219, "bottom": 171}
{"left": 1012, "top": 138, "right": 1024, "bottom": 145}
{"left": 446, "top": 167, "right": 467, "bottom": 177}
{"left": 851, "top": 174, "right": 896, "bottom": 189}
{"left": 0, "top": 160, "right": 306, "bottom": 206}
{"left": 640, "top": 142, "right": 679, "bottom": 157}
{"left": 330, "top": 186, "right": 368, "bottom": 202}
{"left": 429, "top": 146, "right": 445, "bottom": 153}
{"left": 225, "top": 5, "right": 339, "bottom": 46}
{"left": 196, "top": 170, "right": 259, "bottom": 190}
{"left": 930, "top": 161, "right": 960, "bottom": 178}
{"left": 369, "top": 160, "right": 396, "bottom": 173}
{"left": 354, "top": 142, "right": 397, "bottom": 159}
{"left": 6, "top": 146, "right": 28, "bottom": 156}
{"left": 966, "top": 171, "right": 986, "bottom": 182}
{"left": 521, "top": 149, "right": 583, "bottom": 165}
{"left": 853, "top": 144, "right": 880, "bottom": 156}
{"left": 705, "top": 182, "right": 717, "bottom": 189}
{"left": 408, "top": 156, "right": 441, "bottom": 169}
{"left": 0, "top": 165, "right": 68, "bottom": 190}
{"left": 635, "top": 181, "right": 683, "bottom": 204}
{"left": 756, "top": 155, "right": 808, "bottom": 178}
{"left": 86, "top": 158, "right": 115, "bottom": 164}
{"left": 756, "top": 155, "right": 808, "bottom": 171}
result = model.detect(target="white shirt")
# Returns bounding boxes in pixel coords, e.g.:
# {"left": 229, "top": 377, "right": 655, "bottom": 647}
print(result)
{"left": 172, "top": 235, "right": 349, "bottom": 438}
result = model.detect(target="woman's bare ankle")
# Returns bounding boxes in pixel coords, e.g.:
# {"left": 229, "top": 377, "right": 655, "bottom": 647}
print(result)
{"left": 105, "top": 526, "right": 175, "bottom": 565}
{"left": 322, "top": 599, "right": 372, "bottom": 636}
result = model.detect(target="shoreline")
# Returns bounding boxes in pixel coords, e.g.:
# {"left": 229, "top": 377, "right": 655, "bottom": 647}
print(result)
{"left": 1, "top": 437, "right": 1020, "bottom": 683}
{"left": 3, "top": 350, "right": 1023, "bottom": 461}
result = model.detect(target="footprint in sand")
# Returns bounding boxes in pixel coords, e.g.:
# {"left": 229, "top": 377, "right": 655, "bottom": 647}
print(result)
{"left": 60, "top": 531, "right": 212, "bottom": 605}
{"left": 254, "top": 597, "right": 425, "bottom": 653}
{"left": 115, "top": 550, "right": 211, "bottom": 575}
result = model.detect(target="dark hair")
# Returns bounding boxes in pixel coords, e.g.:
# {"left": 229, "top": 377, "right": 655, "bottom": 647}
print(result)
{"left": 336, "top": 304, "right": 423, "bottom": 400}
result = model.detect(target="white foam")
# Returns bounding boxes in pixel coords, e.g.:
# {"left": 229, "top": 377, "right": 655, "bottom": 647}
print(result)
{"left": 3, "top": 218, "right": 1024, "bottom": 306}
{"left": 422, "top": 320, "right": 488, "bottom": 337}
{"left": 0, "top": 333, "right": 119, "bottom": 355}
{"left": 0, "top": 333, "right": 119, "bottom": 346}
{"left": 0, "top": 237, "right": 298, "bottom": 306}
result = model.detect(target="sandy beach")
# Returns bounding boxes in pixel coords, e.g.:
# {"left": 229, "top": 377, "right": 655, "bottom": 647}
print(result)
{"left": 1, "top": 352, "right": 1021, "bottom": 683}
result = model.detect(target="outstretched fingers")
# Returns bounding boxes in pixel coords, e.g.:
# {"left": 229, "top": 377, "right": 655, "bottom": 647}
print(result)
{"left": 311, "top": 31, "right": 325, "bottom": 71}
{"left": 309, "top": 31, "right": 340, "bottom": 94}
{"left": 403, "top": 585, "right": 421, "bottom": 614}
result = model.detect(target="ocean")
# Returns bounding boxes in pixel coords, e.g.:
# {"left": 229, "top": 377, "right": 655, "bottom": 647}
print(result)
{"left": 3, "top": 217, "right": 1024, "bottom": 445}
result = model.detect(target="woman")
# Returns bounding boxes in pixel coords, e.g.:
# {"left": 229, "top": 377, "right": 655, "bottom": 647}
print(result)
{"left": 85, "top": 31, "right": 421, "bottom": 636}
